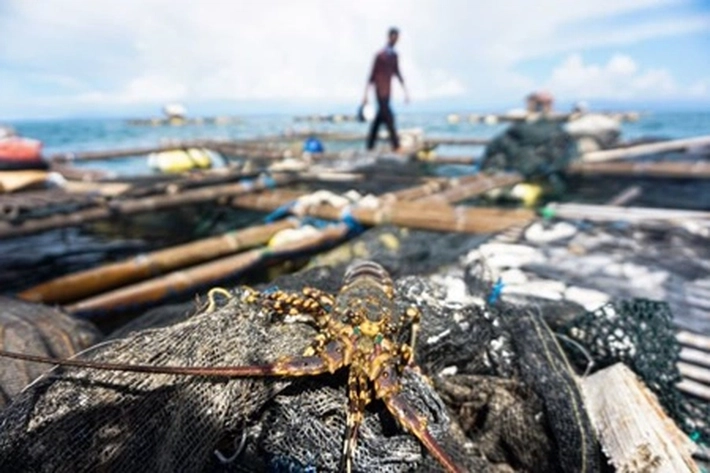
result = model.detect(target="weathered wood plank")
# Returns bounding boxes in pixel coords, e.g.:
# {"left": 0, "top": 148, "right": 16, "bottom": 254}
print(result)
{"left": 582, "top": 363, "right": 699, "bottom": 473}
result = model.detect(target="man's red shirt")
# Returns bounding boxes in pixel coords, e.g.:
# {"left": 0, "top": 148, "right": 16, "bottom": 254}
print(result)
{"left": 368, "top": 47, "right": 403, "bottom": 100}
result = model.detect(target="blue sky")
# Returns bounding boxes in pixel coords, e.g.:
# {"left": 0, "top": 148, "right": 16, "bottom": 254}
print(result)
{"left": 1, "top": 0, "right": 709, "bottom": 120}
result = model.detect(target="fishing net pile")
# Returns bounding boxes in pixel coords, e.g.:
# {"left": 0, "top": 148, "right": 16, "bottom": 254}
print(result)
{"left": 0, "top": 297, "right": 101, "bottom": 409}
{"left": 479, "top": 119, "right": 577, "bottom": 183}
{"left": 0, "top": 260, "right": 704, "bottom": 472}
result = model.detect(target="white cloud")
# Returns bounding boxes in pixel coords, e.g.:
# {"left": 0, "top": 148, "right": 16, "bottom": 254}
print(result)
{"left": 75, "top": 75, "right": 189, "bottom": 105}
{"left": 0, "top": 0, "right": 708, "bottom": 115}
{"left": 544, "top": 53, "right": 704, "bottom": 101}
{"left": 689, "top": 80, "right": 709, "bottom": 97}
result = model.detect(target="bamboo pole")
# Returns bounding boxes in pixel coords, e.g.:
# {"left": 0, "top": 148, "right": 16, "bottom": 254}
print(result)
{"left": 677, "top": 362, "right": 710, "bottom": 384}
{"left": 676, "top": 378, "right": 710, "bottom": 401}
{"left": 542, "top": 203, "right": 710, "bottom": 223}
{"left": 414, "top": 173, "right": 522, "bottom": 205}
{"left": 605, "top": 186, "right": 642, "bottom": 207}
{"left": 677, "top": 330, "right": 710, "bottom": 351}
{"left": 0, "top": 171, "right": 52, "bottom": 193}
{"left": 206, "top": 145, "right": 298, "bottom": 160}
{"left": 48, "top": 142, "right": 210, "bottom": 163}
{"left": 417, "top": 155, "right": 479, "bottom": 165}
{"left": 17, "top": 219, "right": 297, "bottom": 304}
{"left": 64, "top": 223, "right": 350, "bottom": 315}
{"left": 423, "top": 137, "right": 490, "bottom": 147}
{"left": 232, "top": 191, "right": 535, "bottom": 234}
{"left": 580, "top": 135, "right": 710, "bottom": 163}
{"left": 676, "top": 330, "right": 710, "bottom": 401}
{"left": 212, "top": 142, "right": 370, "bottom": 162}
{"left": 568, "top": 160, "right": 710, "bottom": 178}
{"left": 49, "top": 162, "right": 119, "bottom": 181}
{"left": 21, "top": 177, "right": 444, "bottom": 307}
{"left": 0, "top": 174, "right": 296, "bottom": 240}
{"left": 679, "top": 348, "right": 710, "bottom": 369}
{"left": 379, "top": 178, "right": 451, "bottom": 203}
{"left": 48, "top": 139, "right": 293, "bottom": 165}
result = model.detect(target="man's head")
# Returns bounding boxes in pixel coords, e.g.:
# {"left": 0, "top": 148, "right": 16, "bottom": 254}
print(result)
{"left": 387, "top": 27, "right": 399, "bottom": 47}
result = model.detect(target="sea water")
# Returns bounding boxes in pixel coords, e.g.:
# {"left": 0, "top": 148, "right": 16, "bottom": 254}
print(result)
{"left": 6, "top": 111, "right": 709, "bottom": 177}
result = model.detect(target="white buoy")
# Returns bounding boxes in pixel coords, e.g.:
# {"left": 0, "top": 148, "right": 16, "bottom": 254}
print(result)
{"left": 483, "top": 115, "right": 499, "bottom": 125}
{"left": 163, "top": 103, "right": 187, "bottom": 119}
{"left": 446, "top": 114, "right": 461, "bottom": 124}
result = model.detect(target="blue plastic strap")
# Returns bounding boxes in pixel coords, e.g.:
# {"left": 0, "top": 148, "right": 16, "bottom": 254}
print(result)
{"left": 262, "top": 285, "right": 280, "bottom": 295}
{"left": 262, "top": 175, "right": 277, "bottom": 189}
{"left": 340, "top": 206, "right": 364, "bottom": 235}
{"left": 300, "top": 216, "right": 332, "bottom": 229}
{"left": 487, "top": 277, "right": 504, "bottom": 305}
{"left": 240, "top": 178, "right": 255, "bottom": 192}
{"left": 264, "top": 201, "right": 296, "bottom": 223}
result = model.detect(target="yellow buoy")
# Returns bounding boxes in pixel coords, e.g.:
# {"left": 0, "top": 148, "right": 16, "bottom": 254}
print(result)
{"left": 147, "top": 148, "right": 216, "bottom": 174}
{"left": 510, "top": 183, "right": 544, "bottom": 207}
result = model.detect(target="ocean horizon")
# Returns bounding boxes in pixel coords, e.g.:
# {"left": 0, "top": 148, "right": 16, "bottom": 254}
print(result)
{"left": 7, "top": 110, "right": 709, "bottom": 156}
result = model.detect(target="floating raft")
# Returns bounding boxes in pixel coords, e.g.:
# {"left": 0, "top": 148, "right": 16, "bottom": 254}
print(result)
{"left": 2, "top": 127, "right": 708, "bottom": 317}
{"left": 126, "top": 116, "right": 243, "bottom": 127}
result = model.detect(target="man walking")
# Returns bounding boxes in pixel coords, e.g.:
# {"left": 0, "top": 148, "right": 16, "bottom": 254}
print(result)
{"left": 363, "top": 27, "right": 409, "bottom": 152}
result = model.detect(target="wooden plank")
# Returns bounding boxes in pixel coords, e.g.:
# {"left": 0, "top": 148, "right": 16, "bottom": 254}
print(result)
{"left": 606, "top": 186, "right": 643, "bottom": 206}
{"left": 680, "top": 348, "right": 710, "bottom": 369}
{"left": 543, "top": 203, "right": 710, "bottom": 223}
{"left": 580, "top": 136, "right": 710, "bottom": 163}
{"left": 677, "top": 331, "right": 710, "bottom": 351}
{"left": 568, "top": 160, "right": 710, "bottom": 178}
{"left": 581, "top": 363, "right": 699, "bottom": 473}
{"left": 678, "top": 362, "right": 710, "bottom": 384}
{"left": 677, "top": 378, "right": 710, "bottom": 401}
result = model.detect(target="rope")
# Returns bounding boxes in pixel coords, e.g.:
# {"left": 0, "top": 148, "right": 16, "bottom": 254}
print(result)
{"left": 262, "top": 174, "right": 278, "bottom": 189}
{"left": 240, "top": 178, "right": 255, "bottom": 192}
{"left": 300, "top": 217, "right": 333, "bottom": 229}
{"left": 487, "top": 277, "right": 504, "bottom": 305}
{"left": 340, "top": 206, "right": 364, "bottom": 236}
{"left": 264, "top": 201, "right": 296, "bottom": 223}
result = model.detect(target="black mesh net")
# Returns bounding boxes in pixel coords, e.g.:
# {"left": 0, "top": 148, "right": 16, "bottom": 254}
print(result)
{"left": 0, "top": 297, "right": 102, "bottom": 409}
{"left": 479, "top": 119, "right": 577, "bottom": 185}
{"left": 559, "top": 299, "right": 710, "bottom": 446}
{"left": 0, "top": 267, "right": 601, "bottom": 473}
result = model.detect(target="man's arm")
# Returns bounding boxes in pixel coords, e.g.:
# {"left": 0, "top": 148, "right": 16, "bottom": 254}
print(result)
{"left": 394, "top": 55, "right": 409, "bottom": 103}
{"left": 363, "top": 55, "right": 378, "bottom": 105}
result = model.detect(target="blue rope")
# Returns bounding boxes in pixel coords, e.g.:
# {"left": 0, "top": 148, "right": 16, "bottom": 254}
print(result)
{"left": 240, "top": 178, "right": 255, "bottom": 192}
{"left": 262, "top": 285, "right": 280, "bottom": 295}
{"left": 300, "top": 216, "right": 332, "bottom": 229}
{"left": 340, "top": 206, "right": 364, "bottom": 236}
{"left": 262, "top": 174, "right": 277, "bottom": 189}
{"left": 487, "top": 277, "right": 504, "bottom": 305}
{"left": 264, "top": 201, "right": 296, "bottom": 223}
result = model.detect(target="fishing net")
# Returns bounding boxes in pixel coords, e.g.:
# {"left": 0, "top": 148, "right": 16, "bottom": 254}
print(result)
{"left": 479, "top": 119, "right": 577, "bottom": 183}
{"left": 0, "top": 265, "right": 599, "bottom": 473}
{"left": 0, "top": 297, "right": 102, "bottom": 409}
{"left": 559, "top": 299, "right": 710, "bottom": 446}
